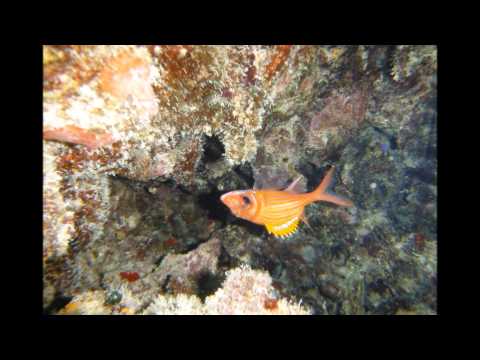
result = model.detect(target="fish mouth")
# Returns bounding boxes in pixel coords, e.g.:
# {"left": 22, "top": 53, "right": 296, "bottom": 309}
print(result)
{"left": 220, "top": 191, "right": 238, "bottom": 205}
{"left": 220, "top": 190, "right": 247, "bottom": 208}
{"left": 220, "top": 193, "right": 228, "bottom": 204}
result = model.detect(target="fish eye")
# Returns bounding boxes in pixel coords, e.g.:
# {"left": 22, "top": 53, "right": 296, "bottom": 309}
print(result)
{"left": 242, "top": 195, "right": 251, "bottom": 205}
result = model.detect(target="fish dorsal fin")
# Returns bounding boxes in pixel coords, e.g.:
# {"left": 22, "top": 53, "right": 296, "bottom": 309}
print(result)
{"left": 284, "top": 176, "right": 304, "bottom": 193}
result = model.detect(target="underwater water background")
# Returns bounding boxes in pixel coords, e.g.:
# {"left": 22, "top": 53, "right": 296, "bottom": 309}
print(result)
{"left": 43, "top": 45, "right": 437, "bottom": 315}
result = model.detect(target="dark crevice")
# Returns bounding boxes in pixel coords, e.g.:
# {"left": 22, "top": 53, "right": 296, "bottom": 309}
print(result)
{"left": 175, "top": 184, "right": 193, "bottom": 195}
{"left": 197, "top": 188, "right": 231, "bottom": 224}
{"left": 384, "top": 45, "right": 398, "bottom": 81}
{"left": 233, "top": 162, "right": 255, "bottom": 188}
{"left": 233, "top": 218, "right": 266, "bottom": 237}
{"left": 197, "top": 272, "right": 224, "bottom": 301}
{"left": 201, "top": 134, "right": 225, "bottom": 163}
{"left": 154, "top": 255, "right": 165, "bottom": 268}
{"left": 161, "top": 275, "right": 171, "bottom": 293}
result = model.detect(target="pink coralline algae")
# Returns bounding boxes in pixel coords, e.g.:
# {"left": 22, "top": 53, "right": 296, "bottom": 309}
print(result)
{"left": 98, "top": 49, "right": 159, "bottom": 119}
{"left": 43, "top": 125, "right": 114, "bottom": 150}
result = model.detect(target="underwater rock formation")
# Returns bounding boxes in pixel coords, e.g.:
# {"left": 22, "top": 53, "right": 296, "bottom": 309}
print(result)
{"left": 43, "top": 45, "right": 320, "bottom": 261}
{"left": 154, "top": 237, "right": 221, "bottom": 295}
{"left": 44, "top": 45, "right": 437, "bottom": 315}
{"left": 58, "top": 265, "right": 310, "bottom": 315}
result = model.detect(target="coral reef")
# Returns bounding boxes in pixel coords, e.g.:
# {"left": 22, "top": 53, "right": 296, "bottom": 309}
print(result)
{"left": 202, "top": 265, "right": 310, "bottom": 315}
{"left": 58, "top": 265, "right": 311, "bottom": 315}
{"left": 44, "top": 45, "right": 437, "bottom": 315}
{"left": 42, "top": 45, "right": 319, "bottom": 260}
{"left": 154, "top": 237, "right": 221, "bottom": 295}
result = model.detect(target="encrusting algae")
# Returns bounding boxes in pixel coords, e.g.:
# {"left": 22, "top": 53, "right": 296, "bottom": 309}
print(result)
{"left": 220, "top": 166, "right": 353, "bottom": 237}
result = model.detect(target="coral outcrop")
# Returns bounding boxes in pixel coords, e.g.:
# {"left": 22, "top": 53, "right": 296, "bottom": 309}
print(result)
{"left": 58, "top": 265, "right": 311, "bottom": 315}
{"left": 44, "top": 45, "right": 437, "bottom": 315}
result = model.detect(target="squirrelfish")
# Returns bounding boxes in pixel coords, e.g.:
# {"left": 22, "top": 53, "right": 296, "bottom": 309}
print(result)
{"left": 220, "top": 166, "right": 353, "bottom": 237}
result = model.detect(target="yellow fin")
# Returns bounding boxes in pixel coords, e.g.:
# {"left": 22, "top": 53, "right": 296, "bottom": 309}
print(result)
{"left": 265, "top": 217, "right": 300, "bottom": 238}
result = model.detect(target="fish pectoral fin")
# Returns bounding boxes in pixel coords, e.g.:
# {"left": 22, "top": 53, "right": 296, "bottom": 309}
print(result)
{"left": 266, "top": 217, "right": 300, "bottom": 238}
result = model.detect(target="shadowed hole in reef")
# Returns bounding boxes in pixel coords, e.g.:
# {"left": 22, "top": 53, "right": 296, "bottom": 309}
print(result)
{"left": 234, "top": 162, "right": 255, "bottom": 188}
{"left": 197, "top": 271, "right": 225, "bottom": 301}
{"left": 201, "top": 134, "right": 225, "bottom": 163}
{"left": 222, "top": 212, "right": 265, "bottom": 237}
{"left": 197, "top": 188, "right": 231, "bottom": 224}
{"left": 234, "top": 217, "right": 266, "bottom": 237}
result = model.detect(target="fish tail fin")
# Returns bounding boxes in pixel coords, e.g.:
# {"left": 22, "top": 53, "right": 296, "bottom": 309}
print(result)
{"left": 311, "top": 166, "right": 353, "bottom": 207}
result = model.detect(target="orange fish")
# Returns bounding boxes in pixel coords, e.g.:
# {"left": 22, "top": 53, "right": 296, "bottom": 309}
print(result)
{"left": 220, "top": 166, "right": 353, "bottom": 238}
